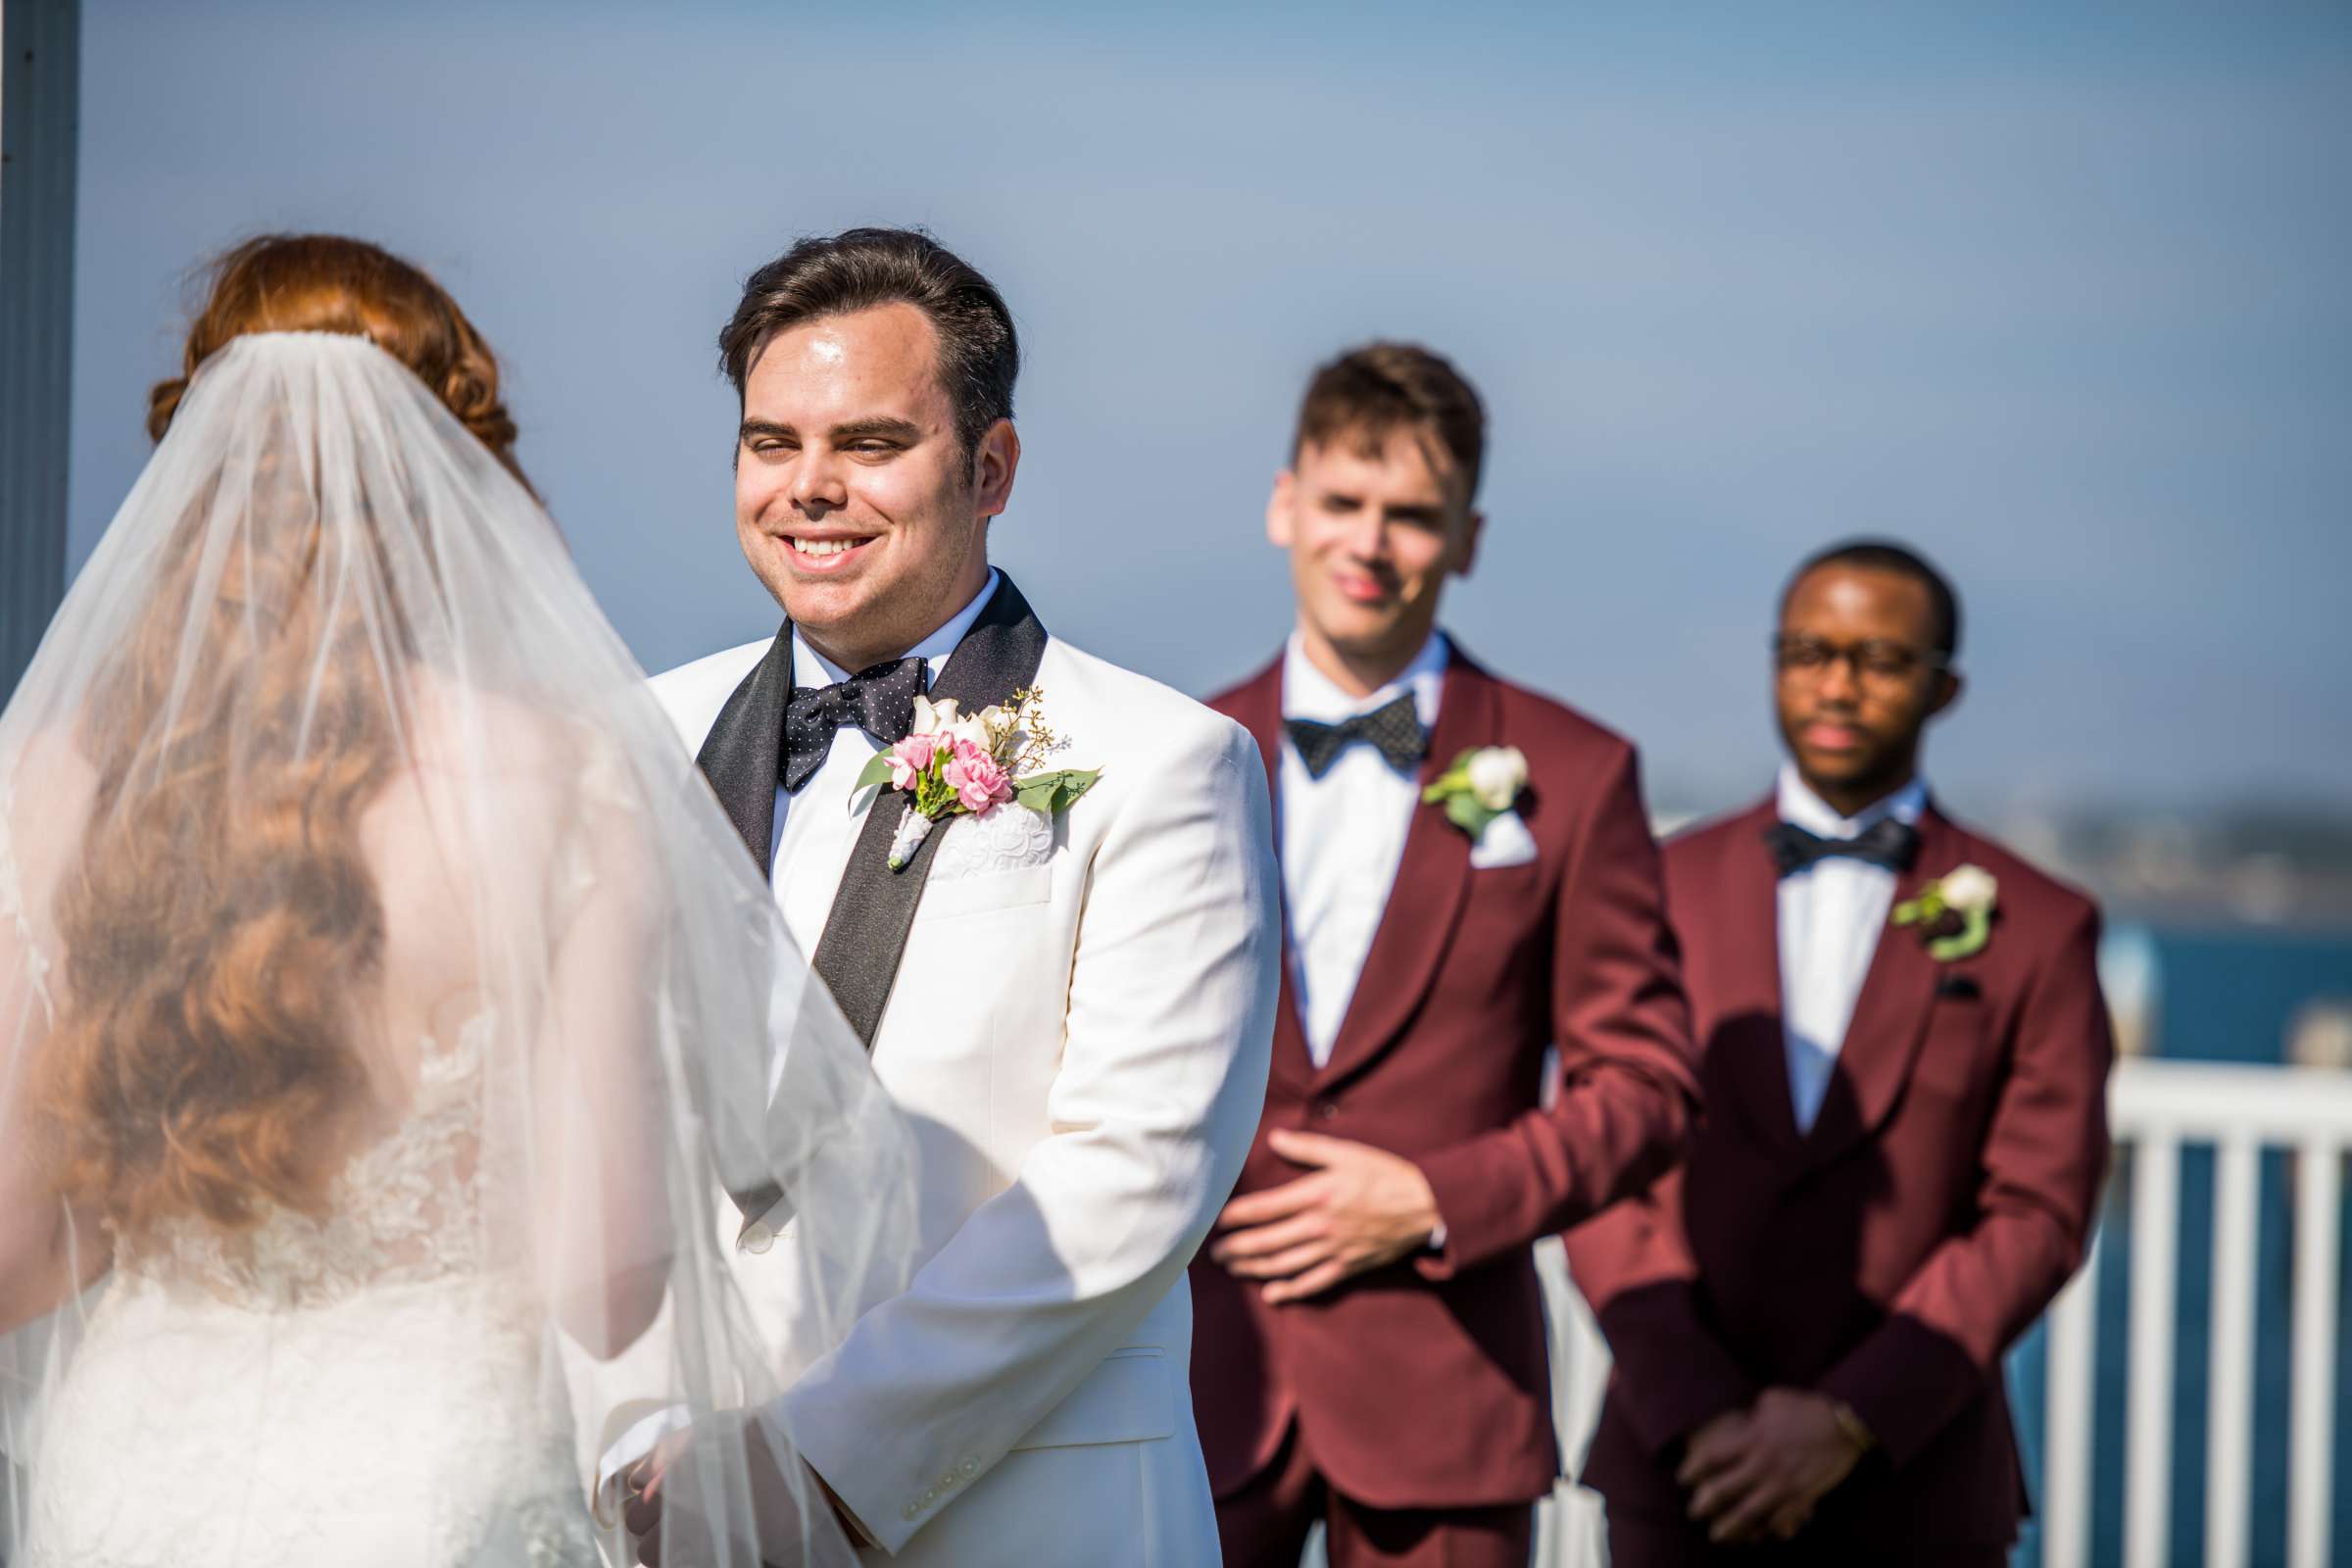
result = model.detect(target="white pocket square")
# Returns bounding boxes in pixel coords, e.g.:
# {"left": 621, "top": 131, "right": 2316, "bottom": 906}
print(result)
{"left": 930, "top": 803, "right": 1056, "bottom": 882}
{"left": 1469, "top": 808, "right": 1538, "bottom": 869}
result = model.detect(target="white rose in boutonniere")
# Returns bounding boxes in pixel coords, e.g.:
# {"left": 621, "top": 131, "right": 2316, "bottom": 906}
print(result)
{"left": 1893, "top": 863, "right": 1999, "bottom": 961}
{"left": 1423, "top": 746, "right": 1528, "bottom": 837}
{"left": 1465, "top": 746, "right": 1529, "bottom": 813}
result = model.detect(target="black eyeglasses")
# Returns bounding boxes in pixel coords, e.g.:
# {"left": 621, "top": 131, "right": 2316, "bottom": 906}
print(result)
{"left": 1771, "top": 634, "right": 1947, "bottom": 686}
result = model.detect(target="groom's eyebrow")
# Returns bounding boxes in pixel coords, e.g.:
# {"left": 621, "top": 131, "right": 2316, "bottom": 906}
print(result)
{"left": 828, "top": 417, "right": 923, "bottom": 444}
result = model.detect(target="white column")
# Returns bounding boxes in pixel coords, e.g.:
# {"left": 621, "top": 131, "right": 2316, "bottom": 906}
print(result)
{"left": 2125, "top": 1132, "right": 2180, "bottom": 1568}
{"left": 0, "top": 0, "right": 81, "bottom": 700}
{"left": 2042, "top": 1232, "right": 2101, "bottom": 1568}
{"left": 2204, "top": 1137, "right": 2261, "bottom": 1568}
{"left": 2290, "top": 1138, "right": 2341, "bottom": 1568}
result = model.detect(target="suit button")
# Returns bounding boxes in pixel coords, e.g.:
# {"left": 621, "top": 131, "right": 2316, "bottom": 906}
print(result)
{"left": 1313, "top": 1098, "right": 1339, "bottom": 1120}
{"left": 939, "top": 1472, "right": 956, "bottom": 1490}
{"left": 903, "top": 1504, "right": 919, "bottom": 1521}
{"left": 960, "top": 1458, "right": 979, "bottom": 1477}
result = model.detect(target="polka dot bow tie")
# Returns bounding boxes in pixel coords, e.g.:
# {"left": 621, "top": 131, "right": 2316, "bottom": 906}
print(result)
{"left": 779, "top": 655, "right": 929, "bottom": 792}
{"left": 1284, "top": 694, "right": 1429, "bottom": 780}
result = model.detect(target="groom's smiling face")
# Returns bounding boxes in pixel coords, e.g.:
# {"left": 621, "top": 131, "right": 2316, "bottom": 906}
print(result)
{"left": 734, "top": 302, "right": 1016, "bottom": 672}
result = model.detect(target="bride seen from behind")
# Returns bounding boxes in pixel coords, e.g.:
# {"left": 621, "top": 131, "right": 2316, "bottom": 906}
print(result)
{"left": 0, "top": 235, "right": 911, "bottom": 1566}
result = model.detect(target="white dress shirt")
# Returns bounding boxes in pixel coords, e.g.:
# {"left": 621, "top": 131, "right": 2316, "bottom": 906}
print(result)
{"left": 1279, "top": 629, "right": 1449, "bottom": 1068}
{"left": 1775, "top": 762, "right": 1930, "bottom": 1133}
{"left": 767, "top": 570, "right": 1002, "bottom": 956}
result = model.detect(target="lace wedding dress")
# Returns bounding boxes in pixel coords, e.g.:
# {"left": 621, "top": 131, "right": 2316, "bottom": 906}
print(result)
{"left": 20, "top": 1007, "right": 597, "bottom": 1567}
{"left": 0, "top": 332, "right": 916, "bottom": 1567}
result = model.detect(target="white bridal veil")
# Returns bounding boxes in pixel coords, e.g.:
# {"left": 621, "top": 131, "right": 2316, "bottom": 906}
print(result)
{"left": 0, "top": 331, "right": 913, "bottom": 1565}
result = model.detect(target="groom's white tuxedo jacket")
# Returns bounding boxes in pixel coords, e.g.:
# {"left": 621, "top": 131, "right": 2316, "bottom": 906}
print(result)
{"left": 650, "top": 576, "right": 1278, "bottom": 1565}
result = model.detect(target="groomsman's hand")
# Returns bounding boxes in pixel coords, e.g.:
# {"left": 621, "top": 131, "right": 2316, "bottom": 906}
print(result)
{"left": 1677, "top": 1388, "right": 1872, "bottom": 1544}
{"left": 1209, "top": 1129, "right": 1442, "bottom": 1304}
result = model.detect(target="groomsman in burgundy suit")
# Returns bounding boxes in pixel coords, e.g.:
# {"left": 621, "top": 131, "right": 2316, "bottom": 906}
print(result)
{"left": 1190, "top": 342, "right": 1701, "bottom": 1567}
{"left": 1565, "top": 541, "right": 2115, "bottom": 1565}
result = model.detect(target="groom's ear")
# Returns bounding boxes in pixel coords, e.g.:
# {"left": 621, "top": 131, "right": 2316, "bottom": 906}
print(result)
{"left": 1451, "top": 508, "right": 1486, "bottom": 579}
{"left": 972, "top": 419, "right": 1021, "bottom": 519}
{"left": 1266, "top": 470, "right": 1298, "bottom": 550}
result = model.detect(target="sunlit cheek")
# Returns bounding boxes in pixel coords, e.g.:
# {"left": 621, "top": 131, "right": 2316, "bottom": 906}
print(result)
{"left": 735, "top": 464, "right": 782, "bottom": 532}
{"left": 1300, "top": 514, "right": 1357, "bottom": 563}
{"left": 1396, "top": 536, "right": 1451, "bottom": 592}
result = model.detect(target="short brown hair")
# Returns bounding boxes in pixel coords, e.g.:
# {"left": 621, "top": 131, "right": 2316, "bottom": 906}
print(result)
{"left": 717, "top": 227, "right": 1019, "bottom": 456}
{"left": 1292, "top": 342, "right": 1486, "bottom": 504}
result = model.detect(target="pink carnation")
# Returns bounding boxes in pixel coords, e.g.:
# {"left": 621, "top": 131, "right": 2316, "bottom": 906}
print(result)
{"left": 886, "top": 732, "right": 940, "bottom": 791}
{"left": 942, "top": 737, "right": 1013, "bottom": 813}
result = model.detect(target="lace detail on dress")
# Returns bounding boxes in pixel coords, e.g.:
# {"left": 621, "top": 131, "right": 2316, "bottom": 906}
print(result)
{"left": 0, "top": 769, "right": 56, "bottom": 1025}
{"left": 115, "top": 1010, "right": 502, "bottom": 1310}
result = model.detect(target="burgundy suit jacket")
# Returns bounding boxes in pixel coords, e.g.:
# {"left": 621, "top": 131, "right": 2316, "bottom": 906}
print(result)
{"left": 1189, "top": 647, "right": 1700, "bottom": 1510}
{"left": 1564, "top": 799, "right": 2114, "bottom": 1549}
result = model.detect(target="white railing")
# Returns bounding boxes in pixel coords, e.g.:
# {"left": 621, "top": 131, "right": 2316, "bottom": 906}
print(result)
{"left": 2042, "top": 1060, "right": 2352, "bottom": 1568}
{"left": 1534, "top": 1057, "right": 2352, "bottom": 1568}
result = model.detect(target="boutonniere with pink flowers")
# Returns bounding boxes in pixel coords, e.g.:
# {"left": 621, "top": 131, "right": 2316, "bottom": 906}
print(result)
{"left": 1421, "top": 745, "right": 1528, "bottom": 838}
{"left": 1893, "top": 863, "right": 1998, "bottom": 960}
{"left": 856, "top": 688, "right": 1101, "bottom": 870}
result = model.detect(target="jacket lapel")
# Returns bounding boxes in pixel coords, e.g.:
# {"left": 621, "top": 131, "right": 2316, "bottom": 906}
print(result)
{"left": 1313, "top": 655, "right": 1494, "bottom": 1092}
{"left": 806, "top": 575, "right": 1050, "bottom": 1051}
{"left": 1799, "top": 805, "right": 1953, "bottom": 1170}
{"left": 1219, "top": 657, "right": 1316, "bottom": 1096}
{"left": 704, "top": 578, "right": 1048, "bottom": 1235}
{"left": 693, "top": 624, "right": 797, "bottom": 877}
{"left": 1718, "top": 802, "right": 1802, "bottom": 1154}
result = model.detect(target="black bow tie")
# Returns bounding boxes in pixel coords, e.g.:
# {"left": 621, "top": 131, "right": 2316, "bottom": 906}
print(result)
{"left": 1763, "top": 816, "right": 1922, "bottom": 877}
{"left": 1285, "top": 694, "right": 1428, "bottom": 780}
{"left": 779, "top": 655, "right": 928, "bottom": 792}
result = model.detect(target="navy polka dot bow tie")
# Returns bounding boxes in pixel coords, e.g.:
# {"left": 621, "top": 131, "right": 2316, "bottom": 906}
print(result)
{"left": 779, "top": 655, "right": 929, "bottom": 792}
{"left": 1284, "top": 694, "right": 1429, "bottom": 780}
{"left": 1762, "top": 816, "right": 1922, "bottom": 877}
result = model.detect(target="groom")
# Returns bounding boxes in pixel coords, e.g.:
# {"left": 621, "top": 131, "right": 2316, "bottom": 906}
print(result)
{"left": 624, "top": 227, "right": 1280, "bottom": 1564}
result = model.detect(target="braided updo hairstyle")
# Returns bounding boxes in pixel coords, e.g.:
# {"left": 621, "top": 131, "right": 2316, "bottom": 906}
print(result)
{"left": 42, "top": 236, "right": 530, "bottom": 1239}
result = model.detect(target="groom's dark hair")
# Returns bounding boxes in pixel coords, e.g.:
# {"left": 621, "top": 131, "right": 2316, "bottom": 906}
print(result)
{"left": 719, "top": 227, "right": 1019, "bottom": 458}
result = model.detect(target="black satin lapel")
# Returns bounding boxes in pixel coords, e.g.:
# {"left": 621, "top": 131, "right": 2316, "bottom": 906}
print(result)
{"left": 694, "top": 625, "right": 795, "bottom": 878}
{"left": 808, "top": 576, "right": 1050, "bottom": 1047}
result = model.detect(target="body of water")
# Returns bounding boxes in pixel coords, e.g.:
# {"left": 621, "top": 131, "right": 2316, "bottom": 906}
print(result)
{"left": 2011, "top": 926, "right": 2352, "bottom": 1568}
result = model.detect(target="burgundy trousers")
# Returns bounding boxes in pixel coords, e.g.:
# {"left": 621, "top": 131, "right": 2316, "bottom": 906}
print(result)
{"left": 1215, "top": 1422, "right": 1535, "bottom": 1568}
{"left": 1605, "top": 1509, "right": 2006, "bottom": 1568}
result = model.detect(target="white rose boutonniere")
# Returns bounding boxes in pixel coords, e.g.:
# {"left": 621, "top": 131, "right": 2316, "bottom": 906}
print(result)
{"left": 1423, "top": 745, "right": 1528, "bottom": 838}
{"left": 1893, "top": 863, "right": 1999, "bottom": 960}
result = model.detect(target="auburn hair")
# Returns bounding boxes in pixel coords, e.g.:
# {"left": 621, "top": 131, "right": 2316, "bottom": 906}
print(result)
{"left": 43, "top": 235, "right": 519, "bottom": 1238}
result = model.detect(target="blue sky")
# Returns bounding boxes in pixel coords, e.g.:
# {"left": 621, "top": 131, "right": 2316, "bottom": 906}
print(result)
{"left": 66, "top": 2, "right": 2352, "bottom": 816}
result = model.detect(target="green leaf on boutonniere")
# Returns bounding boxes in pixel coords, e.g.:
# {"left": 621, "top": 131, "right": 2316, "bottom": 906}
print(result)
{"left": 854, "top": 753, "right": 898, "bottom": 795}
{"left": 1419, "top": 750, "right": 1478, "bottom": 805}
{"left": 1423, "top": 747, "right": 1517, "bottom": 840}
{"left": 1893, "top": 882, "right": 1993, "bottom": 961}
{"left": 1923, "top": 906, "right": 1991, "bottom": 961}
{"left": 1012, "top": 768, "right": 1102, "bottom": 816}
{"left": 1441, "top": 791, "right": 1501, "bottom": 838}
